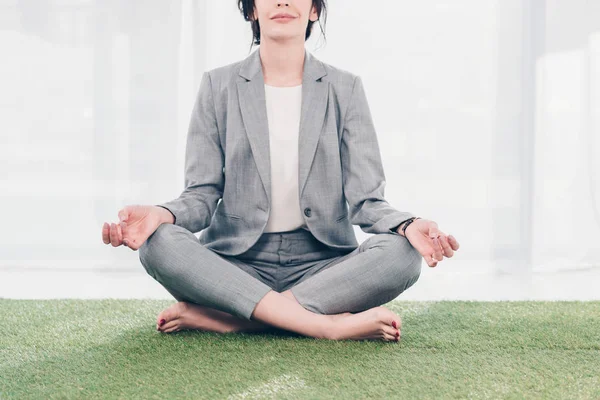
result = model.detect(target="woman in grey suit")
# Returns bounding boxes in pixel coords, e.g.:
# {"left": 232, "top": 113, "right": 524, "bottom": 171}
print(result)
{"left": 102, "top": 0, "right": 460, "bottom": 342}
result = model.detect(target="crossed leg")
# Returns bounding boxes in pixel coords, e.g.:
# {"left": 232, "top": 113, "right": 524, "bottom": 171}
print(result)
{"left": 154, "top": 289, "right": 318, "bottom": 334}
{"left": 139, "top": 224, "right": 422, "bottom": 340}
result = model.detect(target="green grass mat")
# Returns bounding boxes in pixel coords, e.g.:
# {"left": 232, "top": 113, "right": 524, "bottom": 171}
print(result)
{"left": 1, "top": 300, "right": 599, "bottom": 399}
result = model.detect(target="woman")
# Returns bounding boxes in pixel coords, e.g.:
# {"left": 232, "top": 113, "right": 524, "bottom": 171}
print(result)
{"left": 102, "top": 0, "right": 460, "bottom": 342}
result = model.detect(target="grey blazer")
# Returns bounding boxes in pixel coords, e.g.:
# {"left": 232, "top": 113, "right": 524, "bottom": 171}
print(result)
{"left": 157, "top": 48, "right": 416, "bottom": 256}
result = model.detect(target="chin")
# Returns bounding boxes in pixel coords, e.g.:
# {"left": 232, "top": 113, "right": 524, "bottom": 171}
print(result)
{"left": 269, "top": 31, "right": 301, "bottom": 39}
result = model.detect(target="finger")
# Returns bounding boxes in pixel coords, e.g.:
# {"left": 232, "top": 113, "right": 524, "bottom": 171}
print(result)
{"left": 424, "top": 254, "right": 434, "bottom": 267}
{"left": 432, "top": 237, "right": 444, "bottom": 261}
{"left": 425, "top": 254, "right": 439, "bottom": 267}
{"left": 448, "top": 235, "right": 460, "bottom": 250}
{"left": 117, "top": 223, "right": 123, "bottom": 243}
{"left": 117, "top": 224, "right": 129, "bottom": 248}
{"left": 120, "top": 221, "right": 128, "bottom": 247}
{"left": 438, "top": 235, "right": 454, "bottom": 258}
{"left": 102, "top": 222, "right": 110, "bottom": 244}
{"left": 426, "top": 222, "right": 444, "bottom": 259}
{"left": 110, "top": 223, "right": 120, "bottom": 247}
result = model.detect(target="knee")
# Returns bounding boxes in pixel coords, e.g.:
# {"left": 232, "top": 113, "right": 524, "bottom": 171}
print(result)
{"left": 376, "top": 234, "right": 423, "bottom": 292}
{"left": 401, "top": 248, "right": 422, "bottom": 291}
{"left": 138, "top": 223, "right": 181, "bottom": 273}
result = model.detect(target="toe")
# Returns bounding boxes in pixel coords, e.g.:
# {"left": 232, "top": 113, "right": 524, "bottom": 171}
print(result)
{"left": 382, "top": 331, "right": 397, "bottom": 342}
{"left": 157, "top": 302, "right": 185, "bottom": 326}
{"left": 383, "top": 324, "right": 400, "bottom": 339}
{"left": 156, "top": 312, "right": 167, "bottom": 327}
{"left": 390, "top": 316, "right": 402, "bottom": 331}
{"left": 159, "top": 320, "right": 179, "bottom": 333}
{"left": 162, "top": 323, "right": 181, "bottom": 333}
{"left": 375, "top": 306, "right": 401, "bottom": 330}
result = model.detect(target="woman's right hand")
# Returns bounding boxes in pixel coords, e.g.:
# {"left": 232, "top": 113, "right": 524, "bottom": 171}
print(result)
{"left": 102, "top": 205, "right": 168, "bottom": 251}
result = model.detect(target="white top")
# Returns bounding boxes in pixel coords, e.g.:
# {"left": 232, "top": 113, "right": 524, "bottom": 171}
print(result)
{"left": 263, "top": 83, "right": 309, "bottom": 233}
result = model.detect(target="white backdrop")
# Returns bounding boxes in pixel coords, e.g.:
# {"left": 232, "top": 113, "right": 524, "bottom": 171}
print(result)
{"left": 1, "top": 0, "right": 599, "bottom": 299}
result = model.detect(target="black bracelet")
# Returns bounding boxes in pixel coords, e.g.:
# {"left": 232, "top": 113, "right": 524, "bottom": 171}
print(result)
{"left": 401, "top": 217, "right": 421, "bottom": 236}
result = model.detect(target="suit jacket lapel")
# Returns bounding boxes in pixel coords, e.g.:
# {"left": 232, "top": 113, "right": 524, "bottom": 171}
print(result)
{"left": 237, "top": 48, "right": 329, "bottom": 205}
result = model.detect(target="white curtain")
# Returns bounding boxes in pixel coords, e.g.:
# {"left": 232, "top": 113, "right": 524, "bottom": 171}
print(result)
{"left": 1, "top": 0, "right": 598, "bottom": 283}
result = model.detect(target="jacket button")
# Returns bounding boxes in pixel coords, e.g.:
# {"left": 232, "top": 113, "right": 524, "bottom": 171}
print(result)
{"left": 304, "top": 208, "right": 312, "bottom": 217}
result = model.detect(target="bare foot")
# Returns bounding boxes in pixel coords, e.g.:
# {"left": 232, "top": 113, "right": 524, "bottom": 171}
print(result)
{"left": 326, "top": 306, "right": 401, "bottom": 342}
{"left": 156, "top": 302, "right": 266, "bottom": 334}
{"left": 156, "top": 302, "right": 354, "bottom": 334}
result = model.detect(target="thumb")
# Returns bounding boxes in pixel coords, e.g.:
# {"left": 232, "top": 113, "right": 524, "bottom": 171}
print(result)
{"left": 428, "top": 223, "right": 442, "bottom": 239}
{"left": 118, "top": 207, "right": 130, "bottom": 222}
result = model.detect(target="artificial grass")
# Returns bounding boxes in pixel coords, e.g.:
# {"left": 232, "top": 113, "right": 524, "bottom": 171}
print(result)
{"left": 1, "top": 300, "right": 599, "bottom": 399}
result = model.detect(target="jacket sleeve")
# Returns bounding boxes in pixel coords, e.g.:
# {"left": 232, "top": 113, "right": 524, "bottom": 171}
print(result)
{"left": 155, "top": 71, "right": 224, "bottom": 233}
{"left": 341, "top": 75, "right": 417, "bottom": 236}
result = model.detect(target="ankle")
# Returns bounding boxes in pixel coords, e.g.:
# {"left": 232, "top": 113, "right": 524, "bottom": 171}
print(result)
{"left": 319, "top": 316, "right": 339, "bottom": 340}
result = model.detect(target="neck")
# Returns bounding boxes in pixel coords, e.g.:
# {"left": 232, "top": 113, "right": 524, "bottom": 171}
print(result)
{"left": 259, "top": 39, "right": 305, "bottom": 86}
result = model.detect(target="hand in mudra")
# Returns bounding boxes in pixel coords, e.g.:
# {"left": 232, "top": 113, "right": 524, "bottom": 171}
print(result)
{"left": 404, "top": 218, "right": 460, "bottom": 267}
{"left": 101, "top": 205, "right": 164, "bottom": 251}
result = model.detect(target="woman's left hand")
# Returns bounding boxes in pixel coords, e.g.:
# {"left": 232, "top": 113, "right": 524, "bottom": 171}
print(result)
{"left": 403, "top": 219, "right": 460, "bottom": 267}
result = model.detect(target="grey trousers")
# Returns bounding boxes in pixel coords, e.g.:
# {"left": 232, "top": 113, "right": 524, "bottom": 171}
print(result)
{"left": 138, "top": 224, "right": 422, "bottom": 321}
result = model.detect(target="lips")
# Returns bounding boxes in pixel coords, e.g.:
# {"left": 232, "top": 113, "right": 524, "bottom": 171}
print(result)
{"left": 272, "top": 13, "right": 296, "bottom": 19}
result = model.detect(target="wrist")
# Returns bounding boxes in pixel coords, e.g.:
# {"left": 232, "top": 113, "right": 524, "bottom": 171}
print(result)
{"left": 155, "top": 206, "right": 175, "bottom": 224}
{"left": 398, "top": 217, "right": 420, "bottom": 237}
{"left": 395, "top": 224, "right": 406, "bottom": 237}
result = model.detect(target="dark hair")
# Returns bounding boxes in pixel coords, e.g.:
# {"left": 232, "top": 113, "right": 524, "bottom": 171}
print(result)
{"left": 237, "top": 0, "right": 328, "bottom": 52}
